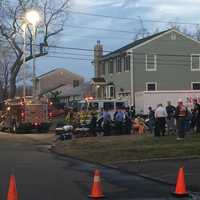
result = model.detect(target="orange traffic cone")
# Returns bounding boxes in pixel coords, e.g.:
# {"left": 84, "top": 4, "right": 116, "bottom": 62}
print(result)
{"left": 173, "top": 167, "right": 189, "bottom": 197}
{"left": 89, "top": 170, "right": 104, "bottom": 198}
{"left": 7, "top": 175, "right": 18, "bottom": 200}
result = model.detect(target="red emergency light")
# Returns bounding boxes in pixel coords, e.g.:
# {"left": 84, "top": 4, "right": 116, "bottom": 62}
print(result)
{"left": 85, "top": 96, "right": 94, "bottom": 101}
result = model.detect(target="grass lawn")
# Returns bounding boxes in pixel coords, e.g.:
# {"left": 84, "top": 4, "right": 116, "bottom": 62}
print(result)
{"left": 53, "top": 134, "right": 200, "bottom": 164}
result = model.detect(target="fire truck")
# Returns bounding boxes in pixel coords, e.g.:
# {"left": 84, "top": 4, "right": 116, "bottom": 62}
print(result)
{"left": 0, "top": 97, "right": 53, "bottom": 133}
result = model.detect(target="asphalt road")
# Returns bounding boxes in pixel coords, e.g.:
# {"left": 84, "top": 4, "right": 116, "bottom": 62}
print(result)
{"left": 0, "top": 133, "right": 193, "bottom": 200}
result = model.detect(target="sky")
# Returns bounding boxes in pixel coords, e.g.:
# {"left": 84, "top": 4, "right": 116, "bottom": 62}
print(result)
{"left": 36, "top": 0, "right": 200, "bottom": 81}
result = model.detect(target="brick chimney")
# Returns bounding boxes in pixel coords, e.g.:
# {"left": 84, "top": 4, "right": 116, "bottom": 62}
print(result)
{"left": 94, "top": 40, "right": 103, "bottom": 77}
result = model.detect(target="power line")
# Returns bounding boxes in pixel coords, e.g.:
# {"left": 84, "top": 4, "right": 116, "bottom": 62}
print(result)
{"left": 64, "top": 24, "right": 136, "bottom": 34}
{"left": 69, "top": 9, "right": 200, "bottom": 26}
{"left": 50, "top": 51, "right": 194, "bottom": 64}
{"left": 49, "top": 51, "right": 93, "bottom": 57}
{"left": 47, "top": 55, "right": 92, "bottom": 61}
{"left": 1, "top": 38, "right": 200, "bottom": 59}
{"left": 47, "top": 54, "right": 196, "bottom": 68}
{"left": 58, "top": 33, "right": 132, "bottom": 40}
{"left": 48, "top": 44, "right": 112, "bottom": 53}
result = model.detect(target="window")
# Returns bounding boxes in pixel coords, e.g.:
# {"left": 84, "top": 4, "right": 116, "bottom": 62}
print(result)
{"left": 73, "top": 80, "right": 79, "bottom": 88}
{"left": 109, "top": 86, "right": 115, "bottom": 98}
{"left": 146, "top": 54, "right": 157, "bottom": 71}
{"left": 121, "top": 57, "right": 125, "bottom": 71}
{"left": 146, "top": 82, "right": 157, "bottom": 91}
{"left": 191, "top": 55, "right": 200, "bottom": 71}
{"left": 116, "top": 57, "right": 122, "bottom": 73}
{"left": 101, "top": 62, "right": 105, "bottom": 75}
{"left": 103, "top": 102, "right": 114, "bottom": 110}
{"left": 192, "top": 82, "right": 200, "bottom": 90}
{"left": 125, "top": 55, "right": 130, "bottom": 72}
{"left": 171, "top": 32, "right": 177, "bottom": 40}
{"left": 116, "top": 102, "right": 125, "bottom": 109}
{"left": 108, "top": 60, "right": 114, "bottom": 74}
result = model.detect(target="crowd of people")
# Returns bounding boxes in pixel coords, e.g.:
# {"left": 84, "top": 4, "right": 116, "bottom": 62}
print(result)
{"left": 63, "top": 98, "right": 200, "bottom": 139}
{"left": 148, "top": 98, "right": 200, "bottom": 140}
{"left": 64, "top": 106, "right": 135, "bottom": 136}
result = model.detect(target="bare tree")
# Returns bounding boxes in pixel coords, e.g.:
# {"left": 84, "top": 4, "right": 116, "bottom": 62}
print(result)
{"left": 0, "top": 45, "right": 11, "bottom": 103}
{"left": 133, "top": 17, "right": 150, "bottom": 41}
{"left": 0, "top": 0, "right": 70, "bottom": 98}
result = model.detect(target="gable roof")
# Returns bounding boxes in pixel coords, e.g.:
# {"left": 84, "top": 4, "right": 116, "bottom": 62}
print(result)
{"left": 39, "top": 83, "right": 67, "bottom": 96}
{"left": 37, "top": 69, "right": 57, "bottom": 79}
{"left": 37, "top": 68, "right": 84, "bottom": 80}
{"left": 101, "top": 29, "right": 172, "bottom": 60}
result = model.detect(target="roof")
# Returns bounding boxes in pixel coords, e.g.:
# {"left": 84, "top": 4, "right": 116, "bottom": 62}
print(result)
{"left": 57, "top": 82, "right": 92, "bottom": 97}
{"left": 37, "top": 68, "right": 84, "bottom": 80}
{"left": 37, "top": 69, "right": 57, "bottom": 79}
{"left": 101, "top": 29, "right": 171, "bottom": 60}
{"left": 39, "top": 84, "right": 66, "bottom": 96}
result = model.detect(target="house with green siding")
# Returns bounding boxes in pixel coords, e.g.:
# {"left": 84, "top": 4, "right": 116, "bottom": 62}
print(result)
{"left": 93, "top": 29, "right": 200, "bottom": 105}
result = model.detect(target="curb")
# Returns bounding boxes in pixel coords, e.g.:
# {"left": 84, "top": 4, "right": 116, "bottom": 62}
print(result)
{"left": 111, "top": 156, "right": 200, "bottom": 164}
{"left": 50, "top": 145, "right": 175, "bottom": 187}
{"left": 50, "top": 143, "right": 200, "bottom": 192}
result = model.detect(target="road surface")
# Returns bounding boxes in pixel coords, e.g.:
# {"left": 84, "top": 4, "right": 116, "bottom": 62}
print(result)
{"left": 0, "top": 133, "right": 194, "bottom": 200}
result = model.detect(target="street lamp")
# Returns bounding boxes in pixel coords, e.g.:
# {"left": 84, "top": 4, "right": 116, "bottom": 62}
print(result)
{"left": 25, "top": 10, "right": 40, "bottom": 27}
{"left": 22, "top": 23, "right": 27, "bottom": 99}
{"left": 25, "top": 10, "right": 40, "bottom": 98}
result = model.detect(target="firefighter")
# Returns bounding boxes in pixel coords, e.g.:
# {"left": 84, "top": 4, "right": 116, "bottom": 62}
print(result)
{"left": 79, "top": 107, "right": 87, "bottom": 125}
{"left": 65, "top": 108, "right": 73, "bottom": 125}
{"left": 72, "top": 108, "right": 80, "bottom": 128}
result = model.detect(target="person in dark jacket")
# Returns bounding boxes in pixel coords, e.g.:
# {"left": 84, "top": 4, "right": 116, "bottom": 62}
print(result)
{"left": 89, "top": 112, "right": 97, "bottom": 136}
{"left": 103, "top": 108, "right": 111, "bottom": 136}
{"left": 114, "top": 108, "right": 124, "bottom": 135}
{"left": 193, "top": 98, "right": 200, "bottom": 133}
{"left": 175, "top": 99, "right": 188, "bottom": 140}
{"left": 148, "top": 106, "right": 155, "bottom": 134}
{"left": 124, "top": 107, "right": 132, "bottom": 134}
{"left": 166, "top": 101, "right": 176, "bottom": 135}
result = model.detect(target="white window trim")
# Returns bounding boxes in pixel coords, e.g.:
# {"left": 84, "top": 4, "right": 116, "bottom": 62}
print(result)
{"left": 116, "top": 58, "right": 122, "bottom": 74}
{"left": 146, "top": 54, "right": 157, "bottom": 71}
{"left": 108, "top": 60, "right": 114, "bottom": 75}
{"left": 191, "top": 54, "right": 200, "bottom": 71}
{"left": 171, "top": 32, "right": 177, "bottom": 40}
{"left": 108, "top": 85, "right": 115, "bottom": 98}
{"left": 191, "top": 82, "right": 200, "bottom": 90}
{"left": 146, "top": 82, "right": 157, "bottom": 91}
{"left": 124, "top": 56, "right": 130, "bottom": 72}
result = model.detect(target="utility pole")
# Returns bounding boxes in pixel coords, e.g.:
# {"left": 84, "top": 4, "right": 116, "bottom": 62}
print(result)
{"left": 129, "top": 51, "right": 134, "bottom": 106}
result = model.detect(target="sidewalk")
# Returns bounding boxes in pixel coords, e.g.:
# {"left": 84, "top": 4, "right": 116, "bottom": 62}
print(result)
{"left": 114, "top": 158, "right": 200, "bottom": 192}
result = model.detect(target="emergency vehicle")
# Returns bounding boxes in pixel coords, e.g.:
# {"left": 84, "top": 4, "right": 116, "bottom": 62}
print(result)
{"left": 78, "top": 99, "right": 128, "bottom": 111}
{"left": 0, "top": 97, "right": 53, "bottom": 133}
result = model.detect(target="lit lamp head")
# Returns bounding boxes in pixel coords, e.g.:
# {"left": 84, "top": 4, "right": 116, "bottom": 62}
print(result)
{"left": 25, "top": 10, "right": 40, "bottom": 26}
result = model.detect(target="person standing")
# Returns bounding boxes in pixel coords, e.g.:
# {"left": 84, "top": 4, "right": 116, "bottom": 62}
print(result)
{"left": 193, "top": 98, "right": 200, "bottom": 133}
{"left": 166, "top": 101, "right": 176, "bottom": 135}
{"left": 102, "top": 108, "right": 111, "bottom": 136}
{"left": 124, "top": 107, "right": 132, "bottom": 135}
{"left": 114, "top": 108, "right": 125, "bottom": 135}
{"left": 130, "top": 106, "right": 136, "bottom": 119}
{"left": 154, "top": 104, "right": 167, "bottom": 137}
{"left": 175, "top": 99, "right": 188, "bottom": 140}
{"left": 89, "top": 112, "right": 97, "bottom": 136}
{"left": 148, "top": 107, "right": 155, "bottom": 134}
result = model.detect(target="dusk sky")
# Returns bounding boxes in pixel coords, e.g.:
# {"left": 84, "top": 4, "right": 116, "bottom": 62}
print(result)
{"left": 36, "top": 0, "right": 200, "bottom": 81}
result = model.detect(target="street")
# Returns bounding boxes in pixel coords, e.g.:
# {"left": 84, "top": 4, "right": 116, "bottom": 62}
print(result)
{"left": 0, "top": 133, "right": 193, "bottom": 200}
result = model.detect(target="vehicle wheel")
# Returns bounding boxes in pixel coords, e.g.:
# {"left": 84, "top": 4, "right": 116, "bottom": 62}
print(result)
{"left": 11, "top": 121, "right": 17, "bottom": 133}
{"left": 38, "top": 124, "right": 50, "bottom": 133}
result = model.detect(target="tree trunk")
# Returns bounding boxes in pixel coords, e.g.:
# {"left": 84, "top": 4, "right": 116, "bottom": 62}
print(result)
{"left": 9, "top": 75, "right": 17, "bottom": 99}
